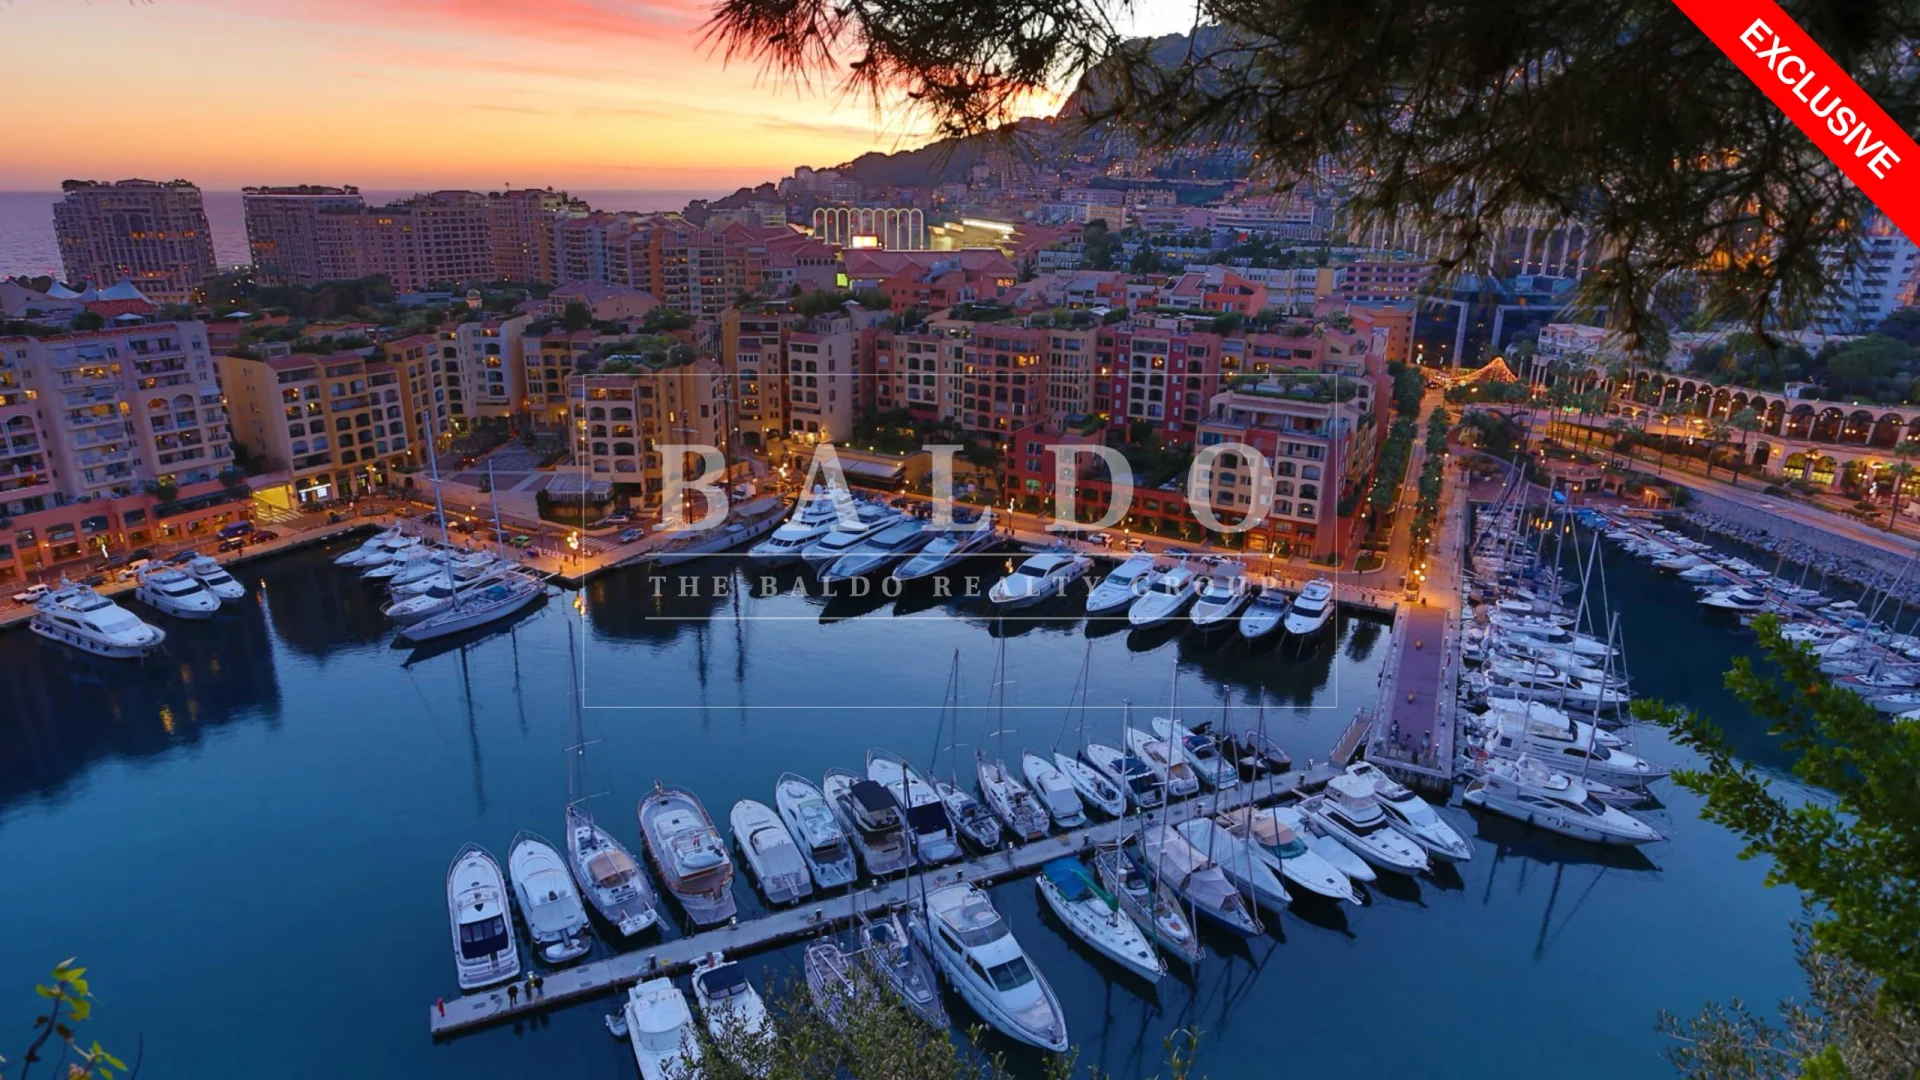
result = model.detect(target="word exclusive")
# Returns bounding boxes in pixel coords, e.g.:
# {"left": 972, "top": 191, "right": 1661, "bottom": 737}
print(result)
{"left": 1671, "top": 0, "right": 1919, "bottom": 242}
{"left": 1739, "top": 20, "right": 1901, "bottom": 180}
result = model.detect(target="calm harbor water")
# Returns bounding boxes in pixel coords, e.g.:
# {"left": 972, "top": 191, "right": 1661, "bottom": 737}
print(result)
{"left": 0, "top": 540, "right": 1808, "bottom": 1078}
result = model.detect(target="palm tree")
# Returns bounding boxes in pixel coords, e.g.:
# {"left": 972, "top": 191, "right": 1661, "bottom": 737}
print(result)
{"left": 1651, "top": 406, "right": 1677, "bottom": 475}
{"left": 1703, "top": 419, "right": 1733, "bottom": 479}
{"left": 1727, "top": 407, "right": 1761, "bottom": 487}
{"left": 1890, "top": 441, "right": 1920, "bottom": 532}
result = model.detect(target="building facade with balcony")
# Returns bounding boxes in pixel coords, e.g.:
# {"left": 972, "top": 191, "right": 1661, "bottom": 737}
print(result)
{"left": 221, "top": 350, "right": 428, "bottom": 505}
{"left": 53, "top": 179, "right": 218, "bottom": 302}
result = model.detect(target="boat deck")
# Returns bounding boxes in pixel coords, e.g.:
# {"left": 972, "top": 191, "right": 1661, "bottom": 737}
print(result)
{"left": 427, "top": 763, "right": 1339, "bottom": 1038}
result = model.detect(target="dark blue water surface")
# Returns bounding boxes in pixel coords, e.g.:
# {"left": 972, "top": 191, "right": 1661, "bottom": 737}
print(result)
{"left": 0, "top": 540, "right": 1807, "bottom": 1078}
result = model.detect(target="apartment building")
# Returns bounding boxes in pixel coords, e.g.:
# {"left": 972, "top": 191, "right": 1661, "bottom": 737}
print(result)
{"left": 569, "top": 356, "right": 724, "bottom": 504}
{"left": 1193, "top": 377, "right": 1376, "bottom": 559}
{"left": 786, "top": 314, "right": 873, "bottom": 441}
{"left": 221, "top": 349, "right": 434, "bottom": 505}
{"left": 523, "top": 329, "right": 599, "bottom": 426}
{"left": 53, "top": 180, "right": 218, "bottom": 302}
{"left": 721, "top": 310, "right": 794, "bottom": 449}
{"left": 1335, "top": 259, "right": 1432, "bottom": 304}
{"left": 1813, "top": 223, "right": 1920, "bottom": 333}
{"left": 870, "top": 326, "right": 964, "bottom": 423}
{"left": 489, "top": 188, "right": 588, "bottom": 284}
{"left": 440, "top": 316, "right": 529, "bottom": 423}
{"left": 1099, "top": 325, "right": 1227, "bottom": 447}
{"left": 0, "top": 322, "right": 248, "bottom": 583}
{"left": 242, "top": 186, "right": 367, "bottom": 285}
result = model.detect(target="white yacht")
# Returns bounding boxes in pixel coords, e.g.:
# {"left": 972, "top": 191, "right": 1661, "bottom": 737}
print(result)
{"left": 1051, "top": 751, "right": 1124, "bottom": 817}
{"left": 1489, "top": 612, "right": 1613, "bottom": 657}
{"left": 1237, "top": 586, "right": 1290, "bottom": 641}
{"left": 934, "top": 778, "right": 1004, "bottom": 853}
{"left": 1700, "top": 587, "right": 1773, "bottom": 612}
{"left": 623, "top": 978, "right": 702, "bottom": 1080}
{"left": 1282, "top": 578, "right": 1335, "bottom": 636}
{"left": 800, "top": 504, "right": 901, "bottom": 573}
{"left": 1081, "top": 743, "right": 1165, "bottom": 808}
{"left": 1136, "top": 822, "right": 1261, "bottom": 936}
{"left": 391, "top": 554, "right": 500, "bottom": 595}
{"left": 183, "top": 555, "right": 246, "bottom": 601}
{"left": 691, "top": 951, "right": 775, "bottom": 1065}
{"left": 381, "top": 564, "right": 521, "bottom": 624}
{"left": 1150, "top": 716, "right": 1239, "bottom": 790}
{"left": 1092, "top": 845, "right": 1204, "bottom": 967}
{"left": 1301, "top": 774, "right": 1432, "bottom": 875}
{"left": 29, "top": 582, "right": 165, "bottom": 659}
{"left": 1020, "top": 753, "right": 1088, "bottom": 828}
{"left": 1292, "top": 807, "right": 1378, "bottom": 884}
{"left": 386, "top": 550, "right": 491, "bottom": 589}
{"left": 860, "top": 910, "right": 949, "bottom": 1028}
{"left": 988, "top": 551, "right": 1094, "bottom": 609}
{"left": 508, "top": 831, "right": 593, "bottom": 964}
{"left": 805, "top": 939, "right": 858, "bottom": 1028}
{"left": 353, "top": 534, "right": 423, "bottom": 570}
{"left": 1344, "top": 762, "right": 1473, "bottom": 862}
{"left": 773, "top": 773, "right": 858, "bottom": 888}
{"left": 747, "top": 487, "right": 851, "bottom": 566}
{"left": 866, "top": 751, "right": 962, "bottom": 866}
{"left": 1083, "top": 553, "right": 1156, "bottom": 617}
{"left": 638, "top": 783, "right": 738, "bottom": 926}
{"left": 729, "top": 799, "right": 814, "bottom": 905}
{"left": 395, "top": 572, "right": 546, "bottom": 643}
{"left": 1176, "top": 816, "right": 1291, "bottom": 914}
{"left": 447, "top": 844, "right": 520, "bottom": 990}
{"left": 915, "top": 883, "right": 1068, "bottom": 1052}
{"left": 1464, "top": 756, "right": 1665, "bottom": 844}
{"left": 135, "top": 567, "right": 220, "bottom": 620}
{"left": 1480, "top": 706, "right": 1670, "bottom": 787}
{"left": 1189, "top": 563, "right": 1253, "bottom": 629}
{"left": 891, "top": 512, "right": 999, "bottom": 582}
{"left": 1127, "top": 565, "right": 1199, "bottom": 629}
{"left": 1218, "top": 807, "right": 1357, "bottom": 902}
{"left": 821, "top": 518, "right": 930, "bottom": 583}
{"left": 565, "top": 804, "right": 660, "bottom": 937}
{"left": 1036, "top": 857, "right": 1164, "bottom": 982}
{"left": 823, "top": 768, "right": 913, "bottom": 876}
{"left": 976, "top": 754, "right": 1051, "bottom": 840}
{"left": 333, "top": 527, "right": 405, "bottom": 567}
{"left": 1124, "top": 726, "right": 1200, "bottom": 799}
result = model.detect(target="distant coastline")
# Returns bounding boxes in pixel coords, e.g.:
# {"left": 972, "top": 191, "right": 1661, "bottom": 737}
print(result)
{"left": 0, "top": 187, "right": 731, "bottom": 280}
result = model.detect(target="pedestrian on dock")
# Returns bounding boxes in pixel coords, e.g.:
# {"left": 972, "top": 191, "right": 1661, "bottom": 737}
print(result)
{"left": 530, "top": 973, "right": 544, "bottom": 999}
{"left": 506, "top": 983, "right": 519, "bottom": 1007}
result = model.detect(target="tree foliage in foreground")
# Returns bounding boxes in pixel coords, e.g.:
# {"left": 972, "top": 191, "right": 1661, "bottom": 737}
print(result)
{"left": 702, "top": 0, "right": 1919, "bottom": 351}
{"left": 678, "top": 957, "right": 1201, "bottom": 1080}
{"left": 1645, "top": 615, "right": 1920, "bottom": 1075}
{"left": 3, "top": 959, "right": 129, "bottom": 1080}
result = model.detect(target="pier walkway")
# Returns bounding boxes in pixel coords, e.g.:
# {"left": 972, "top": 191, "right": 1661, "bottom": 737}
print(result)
{"left": 428, "top": 762, "right": 1339, "bottom": 1038}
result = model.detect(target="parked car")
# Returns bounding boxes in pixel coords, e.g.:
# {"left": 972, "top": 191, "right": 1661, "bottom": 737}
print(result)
{"left": 217, "top": 521, "right": 254, "bottom": 540}
{"left": 128, "top": 547, "right": 154, "bottom": 562}
{"left": 81, "top": 574, "right": 108, "bottom": 588}
{"left": 589, "top": 513, "right": 632, "bottom": 530}
{"left": 450, "top": 519, "right": 477, "bottom": 534}
{"left": 508, "top": 534, "right": 534, "bottom": 549}
{"left": 250, "top": 530, "right": 280, "bottom": 543}
{"left": 618, "top": 527, "right": 644, "bottom": 544}
{"left": 169, "top": 551, "right": 200, "bottom": 564}
{"left": 11, "top": 584, "right": 49, "bottom": 605}
{"left": 117, "top": 559, "right": 157, "bottom": 582}
{"left": 1087, "top": 532, "right": 1113, "bottom": 547}
{"left": 218, "top": 537, "right": 246, "bottom": 553}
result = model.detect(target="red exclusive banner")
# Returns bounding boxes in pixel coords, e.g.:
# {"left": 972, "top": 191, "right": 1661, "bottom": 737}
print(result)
{"left": 1670, "top": 0, "right": 1919, "bottom": 243}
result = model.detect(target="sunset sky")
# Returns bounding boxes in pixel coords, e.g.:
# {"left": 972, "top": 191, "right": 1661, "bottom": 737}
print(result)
{"left": 4, "top": 0, "right": 1195, "bottom": 191}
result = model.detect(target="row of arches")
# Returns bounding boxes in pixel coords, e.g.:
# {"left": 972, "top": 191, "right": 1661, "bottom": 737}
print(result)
{"left": 1609, "top": 372, "right": 1920, "bottom": 449}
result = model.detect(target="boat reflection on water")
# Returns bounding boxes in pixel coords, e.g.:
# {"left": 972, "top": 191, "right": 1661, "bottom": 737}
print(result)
{"left": 0, "top": 592, "right": 281, "bottom": 813}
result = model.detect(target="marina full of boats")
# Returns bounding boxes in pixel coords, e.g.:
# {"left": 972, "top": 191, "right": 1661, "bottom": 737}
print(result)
{"left": 1590, "top": 508, "right": 1920, "bottom": 718}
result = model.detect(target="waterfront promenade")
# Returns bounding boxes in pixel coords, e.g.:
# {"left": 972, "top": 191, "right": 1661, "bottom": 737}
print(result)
{"left": 429, "top": 762, "right": 1340, "bottom": 1038}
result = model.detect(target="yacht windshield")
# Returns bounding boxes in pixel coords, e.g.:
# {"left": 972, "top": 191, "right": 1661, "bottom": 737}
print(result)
{"left": 161, "top": 583, "right": 203, "bottom": 597}
{"left": 1273, "top": 837, "right": 1308, "bottom": 858}
{"left": 458, "top": 916, "right": 508, "bottom": 959}
{"left": 1016, "top": 564, "right": 1048, "bottom": 577}
{"left": 985, "top": 956, "right": 1035, "bottom": 993}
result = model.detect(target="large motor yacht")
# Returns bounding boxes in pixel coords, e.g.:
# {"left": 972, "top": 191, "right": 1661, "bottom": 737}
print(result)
{"left": 638, "top": 782, "right": 738, "bottom": 926}
{"left": 915, "top": 883, "right": 1068, "bottom": 1052}
{"left": 1464, "top": 756, "right": 1665, "bottom": 844}
{"left": 446, "top": 843, "right": 520, "bottom": 990}
{"left": 135, "top": 567, "right": 221, "bottom": 620}
{"left": 29, "top": 581, "right": 166, "bottom": 659}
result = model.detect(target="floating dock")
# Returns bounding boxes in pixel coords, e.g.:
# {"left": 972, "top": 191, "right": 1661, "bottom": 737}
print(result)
{"left": 428, "top": 762, "right": 1340, "bottom": 1038}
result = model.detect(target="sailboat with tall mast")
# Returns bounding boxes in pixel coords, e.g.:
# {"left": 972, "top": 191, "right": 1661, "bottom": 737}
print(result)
{"left": 976, "top": 632, "right": 1050, "bottom": 841}
{"left": 397, "top": 456, "right": 548, "bottom": 643}
{"left": 562, "top": 613, "right": 660, "bottom": 936}
{"left": 931, "top": 652, "right": 1003, "bottom": 853}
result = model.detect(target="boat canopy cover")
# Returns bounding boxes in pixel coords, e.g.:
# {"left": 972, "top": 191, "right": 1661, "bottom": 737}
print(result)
{"left": 697, "top": 963, "right": 749, "bottom": 1000}
{"left": 850, "top": 779, "right": 897, "bottom": 816}
{"left": 904, "top": 801, "right": 949, "bottom": 836}
{"left": 1043, "top": 858, "right": 1093, "bottom": 901}
{"left": 587, "top": 849, "right": 637, "bottom": 886}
